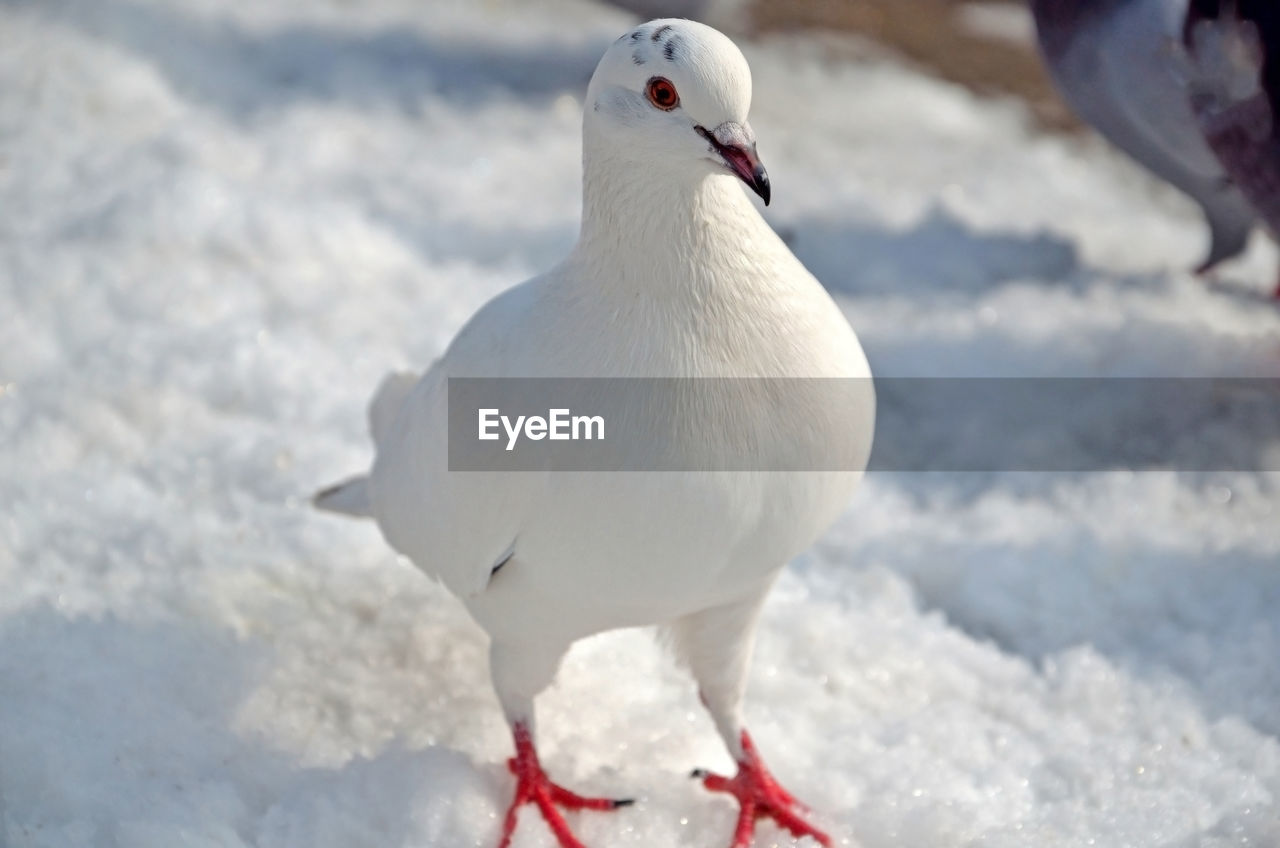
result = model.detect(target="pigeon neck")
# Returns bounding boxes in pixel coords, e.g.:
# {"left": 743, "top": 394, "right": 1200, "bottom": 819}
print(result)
{"left": 574, "top": 137, "right": 761, "bottom": 292}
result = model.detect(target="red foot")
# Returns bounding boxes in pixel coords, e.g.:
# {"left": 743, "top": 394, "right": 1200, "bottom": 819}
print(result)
{"left": 694, "top": 731, "right": 832, "bottom": 848}
{"left": 497, "top": 723, "right": 632, "bottom": 848}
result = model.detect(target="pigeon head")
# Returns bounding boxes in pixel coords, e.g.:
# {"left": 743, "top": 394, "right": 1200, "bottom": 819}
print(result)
{"left": 584, "top": 19, "right": 769, "bottom": 205}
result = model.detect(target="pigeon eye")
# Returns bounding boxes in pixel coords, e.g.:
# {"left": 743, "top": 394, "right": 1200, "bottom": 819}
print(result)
{"left": 645, "top": 77, "right": 680, "bottom": 111}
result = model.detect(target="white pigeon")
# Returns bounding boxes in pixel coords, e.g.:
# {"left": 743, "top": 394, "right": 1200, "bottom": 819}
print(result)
{"left": 1032, "top": 0, "right": 1259, "bottom": 273}
{"left": 316, "top": 18, "right": 874, "bottom": 848}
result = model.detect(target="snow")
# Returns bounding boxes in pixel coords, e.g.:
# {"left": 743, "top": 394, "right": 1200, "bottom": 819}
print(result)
{"left": 2, "top": 0, "right": 1279, "bottom": 846}
{"left": 955, "top": 3, "right": 1037, "bottom": 47}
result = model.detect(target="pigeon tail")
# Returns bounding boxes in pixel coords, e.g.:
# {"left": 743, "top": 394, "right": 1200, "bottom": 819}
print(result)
{"left": 313, "top": 475, "right": 373, "bottom": 518}
{"left": 313, "top": 371, "right": 418, "bottom": 519}
{"left": 1199, "top": 194, "right": 1258, "bottom": 272}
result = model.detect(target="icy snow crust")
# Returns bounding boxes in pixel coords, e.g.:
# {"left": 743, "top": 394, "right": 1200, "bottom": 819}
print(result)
{"left": 2, "top": 0, "right": 1279, "bottom": 845}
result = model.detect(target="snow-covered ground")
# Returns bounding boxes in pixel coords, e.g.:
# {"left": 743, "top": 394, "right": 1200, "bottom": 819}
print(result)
{"left": 2, "top": 0, "right": 1279, "bottom": 845}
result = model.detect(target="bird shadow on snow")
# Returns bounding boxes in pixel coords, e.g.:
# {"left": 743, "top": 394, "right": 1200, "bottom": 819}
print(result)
{"left": 782, "top": 207, "right": 1083, "bottom": 299}
{"left": 0, "top": 607, "right": 501, "bottom": 848}
{"left": 840, "top": 503, "right": 1280, "bottom": 737}
{"left": 26, "top": 0, "right": 604, "bottom": 119}
{"left": 783, "top": 207, "right": 1280, "bottom": 472}
{"left": 779, "top": 209, "right": 1280, "bottom": 736}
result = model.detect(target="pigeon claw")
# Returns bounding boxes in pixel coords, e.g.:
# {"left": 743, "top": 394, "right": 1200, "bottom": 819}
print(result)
{"left": 695, "top": 731, "right": 832, "bottom": 848}
{"left": 498, "top": 723, "right": 631, "bottom": 848}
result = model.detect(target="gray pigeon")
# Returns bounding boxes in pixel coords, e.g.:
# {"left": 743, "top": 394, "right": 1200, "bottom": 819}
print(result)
{"left": 1180, "top": 0, "right": 1280, "bottom": 296}
{"left": 1032, "top": 0, "right": 1259, "bottom": 273}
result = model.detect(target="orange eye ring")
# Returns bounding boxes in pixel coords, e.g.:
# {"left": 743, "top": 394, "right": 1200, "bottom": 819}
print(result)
{"left": 645, "top": 77, "right": 680, "bottom": 111}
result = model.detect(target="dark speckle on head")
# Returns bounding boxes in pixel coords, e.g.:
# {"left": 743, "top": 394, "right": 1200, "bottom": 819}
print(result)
{"left": 663, "top": 36, "right": 682, "bottom": 62}
{"left": 633, "top": 50, "right": 645, "bottom": 66}
{"left": 651, "top": 24, "right": 673, "bottom": 42}
{"left": 630, "top": 30, "right": 642, "bottom": 42}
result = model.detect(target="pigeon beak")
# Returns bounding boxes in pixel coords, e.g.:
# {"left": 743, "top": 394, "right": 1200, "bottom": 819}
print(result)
{"left": 698, "top": 122, "right": 771, "bottom": 206}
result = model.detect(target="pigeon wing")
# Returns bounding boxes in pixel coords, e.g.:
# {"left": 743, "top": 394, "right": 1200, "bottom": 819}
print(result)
{"left": 367, "top": 283, "right": 549, "bottom": 599}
